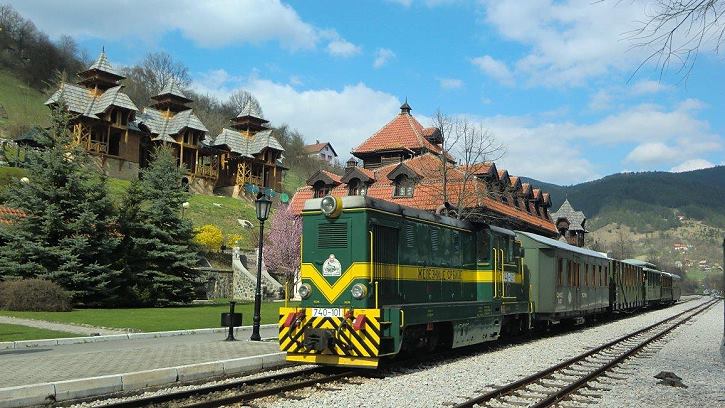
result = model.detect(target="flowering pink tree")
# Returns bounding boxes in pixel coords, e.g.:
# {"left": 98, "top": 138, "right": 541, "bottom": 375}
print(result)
{"left": 263, "top": 204, "right": 302, "bottom": 297}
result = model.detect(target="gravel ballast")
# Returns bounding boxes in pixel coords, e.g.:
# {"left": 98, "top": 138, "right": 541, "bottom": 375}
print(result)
{"left": 262, "top": 298, "right": 715, "bottom": 408}
{"left": 597, "top": 299, "right": 724, "bottom": 408}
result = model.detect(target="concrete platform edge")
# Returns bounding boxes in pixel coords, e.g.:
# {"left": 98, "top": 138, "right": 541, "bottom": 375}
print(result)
{"left": 0, "top": 352, "right": 286, "bottom": 408}
{"left": 1, "top": 323, "right": 278, "bottom": 349}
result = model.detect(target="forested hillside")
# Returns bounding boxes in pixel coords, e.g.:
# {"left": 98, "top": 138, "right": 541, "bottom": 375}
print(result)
{"left": 523, "top": 166, "right": 725, "bottom": 231}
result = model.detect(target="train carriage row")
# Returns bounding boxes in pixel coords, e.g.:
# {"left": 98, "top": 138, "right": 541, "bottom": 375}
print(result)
{"left": 279, "top": 196, "right": 681, "bottom": 368}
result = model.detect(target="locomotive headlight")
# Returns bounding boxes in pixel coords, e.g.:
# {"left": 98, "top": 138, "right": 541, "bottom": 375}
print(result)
{"left": 320, "top": 196, "right": 341, "bottom": 217}
{"left": 298, "top": 283, "right": 312, "bottom": 299}
{"left": 351, "top": 283, "right": 368, "bottom": 299}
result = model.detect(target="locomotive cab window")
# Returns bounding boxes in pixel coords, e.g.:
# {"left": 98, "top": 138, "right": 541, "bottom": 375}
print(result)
{"left": 477, "top": 231, "right": 491, "bottom": 263}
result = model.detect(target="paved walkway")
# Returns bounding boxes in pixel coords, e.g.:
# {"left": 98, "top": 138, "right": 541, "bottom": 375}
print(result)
{"left": 0, "top": 325, "right": 279, "bottom": 388}
{"left": 0, "top": 316, "right": 128, "bottom": 336}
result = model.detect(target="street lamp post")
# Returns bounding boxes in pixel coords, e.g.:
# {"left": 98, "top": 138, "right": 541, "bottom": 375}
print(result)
{"left": 181, "top": 201, "right": 190, "bottom": 218}
{"left": 251, "top": 194, "right": 272, "bottom": 341}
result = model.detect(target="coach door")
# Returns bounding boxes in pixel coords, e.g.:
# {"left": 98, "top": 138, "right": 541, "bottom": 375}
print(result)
{"left": 372, "top": 225, "right": 400, "bottom": 303}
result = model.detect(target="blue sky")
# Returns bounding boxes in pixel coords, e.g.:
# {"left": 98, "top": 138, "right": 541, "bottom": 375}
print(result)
{"left": 11, "top": 0, "right": 725, "bottom": 185}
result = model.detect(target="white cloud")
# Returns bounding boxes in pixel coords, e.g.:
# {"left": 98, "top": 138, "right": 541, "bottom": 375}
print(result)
{"left": 670, "top": 159, "right": 717, "bottom": 173}
{"left": 12, "top": 0, "right": 325, "bottom": 50}
{"left": 192, "top": 70, "right": 401, "bottom": 158}
{"left": 373, "top": 48, "right": 396, "bottom": 68}
{"left": 478, "top": 0, "right": 704, "bottom": 87}
{"left": 471, "top": 55, "right": 514, "bottom": 85}
{"left": 588, "top": 90, "right": 612, "bottom": 111}
{"left": 326, "top": 38, "right": 362, "bottom": 57}
{"left": 625, "top": 143, "right": 679, "bottom": 164}
{"left": 438, "top": 78, "right": 464, "bottom": 90}
{"left": 630, "top": 80, "right": 672, "bottom": 96}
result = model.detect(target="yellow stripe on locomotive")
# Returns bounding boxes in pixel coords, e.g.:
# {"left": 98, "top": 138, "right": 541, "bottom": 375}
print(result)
{"left": 279, "top": 307, "right": 381, "bottom": 368}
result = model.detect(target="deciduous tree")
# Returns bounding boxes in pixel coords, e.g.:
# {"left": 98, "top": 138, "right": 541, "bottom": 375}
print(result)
{"left": 262, "top": 204, "right": 301, "bottom": 296}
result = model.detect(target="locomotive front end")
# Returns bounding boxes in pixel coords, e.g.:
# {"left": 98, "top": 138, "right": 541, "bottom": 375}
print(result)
{"left": 279, "top": 196, "right": 381, "bottom": 368}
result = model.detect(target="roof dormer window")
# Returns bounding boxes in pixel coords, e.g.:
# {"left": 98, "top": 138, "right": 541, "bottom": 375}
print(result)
{"left": 348, "top": 178, "right": 367, "bottom": 196}
{"left": 393, "top": 175, "right": 414, "bottom": 197}
{"left": 313, "top": 181, "right": 330, "bottom": 198}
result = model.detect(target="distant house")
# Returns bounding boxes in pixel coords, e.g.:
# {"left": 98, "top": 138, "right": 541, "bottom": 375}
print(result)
{"left": 673, "top": 242, "right": 689, "bottom": 252}
{"left": 304, "top": 140, "right": 338, "bottom": 164}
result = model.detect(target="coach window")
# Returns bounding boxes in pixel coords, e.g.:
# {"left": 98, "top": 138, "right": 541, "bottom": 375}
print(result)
{"left": 584, "top": 264, "right": 589, "bottom": 286}
{"left": 557, "top": 258, "right": 563, "bottom": 286}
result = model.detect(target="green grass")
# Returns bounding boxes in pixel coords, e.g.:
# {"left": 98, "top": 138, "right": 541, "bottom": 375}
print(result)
{"left": 282, "top": 169, "right": 305, "bottom": 195}
{"left": 0, "top": 323, "right": 79, "bottom": 342}
{"left": 107, "top": 177, "right": 256, "bottom": 246}
{"left": 0, "top": 301, "right": 297, "bottom": 332}
{"left": 0, "top": 70, "right": 49, "bottom": 139}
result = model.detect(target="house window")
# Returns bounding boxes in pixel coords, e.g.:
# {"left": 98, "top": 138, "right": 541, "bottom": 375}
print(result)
{"left": 501, "top": 195, "right": 508, "bottom": 204}
{"left": 393, "top": 175, "right": 414, "bottom": 197}
{"left": 348, "top": 178, "right": 367, "bottom": 196}
{"left": 313, "top": 181, "right": 329, "bottom": 198}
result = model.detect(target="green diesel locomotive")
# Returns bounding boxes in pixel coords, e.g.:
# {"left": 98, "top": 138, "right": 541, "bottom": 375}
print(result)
{"left": 278, "top": 195, "right": 679, "bottom": 368}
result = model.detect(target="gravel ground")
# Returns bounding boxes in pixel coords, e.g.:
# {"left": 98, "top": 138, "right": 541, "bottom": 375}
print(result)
{"left": 260, "top": 297, "right": 712, "bottom": 408}
{"left": 596, "top": 298, "right": 724, "bottom": 408}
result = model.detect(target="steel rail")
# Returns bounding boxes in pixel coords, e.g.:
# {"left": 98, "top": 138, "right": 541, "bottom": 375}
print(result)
{"left": 180, "top": 370, "right": 356, "bottom": 408}
{"left": 454, "top": 299, "right": 719, "bottom": 408}
{"left": 98, "top": 366, "right": 331, "bottom": 408}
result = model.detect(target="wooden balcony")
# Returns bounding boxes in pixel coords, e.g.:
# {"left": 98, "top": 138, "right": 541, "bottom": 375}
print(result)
{"left": 193, "top": 164, "right": 218, "bottom": 179}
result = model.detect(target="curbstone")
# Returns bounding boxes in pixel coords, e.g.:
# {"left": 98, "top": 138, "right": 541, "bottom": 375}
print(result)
{"left": 221, "top": 355, "right": 264, "bottom": 375}
{"left": 177, "top": 361, "right": 225, "bottom": 382}
{"left": 53, "top": 375, "right": 123, "bottom": 401}
{"left": 260, "top": 352, "right": 286, "bottom": 369}
{"left": 13, "top": 339, "right": 57, "bottom": 348}
{"left": 126, "top": 332, "right": 158, "bottom": 340}
{"left": 121, "top": 368, "right": 178, "bottom": 391}
{"left": 0, "top": 383, "right": 55, "bottom": 408}
{"left": 0, "top": 342, "right": 14, "bottom": 350}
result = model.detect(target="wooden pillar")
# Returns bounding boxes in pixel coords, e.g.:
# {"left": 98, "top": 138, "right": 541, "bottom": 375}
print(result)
{"left": 195, "top": 149, "right": 199, "bottom": 174}
{"left": 179, "top": 140, "right": 184, "bottom": 170}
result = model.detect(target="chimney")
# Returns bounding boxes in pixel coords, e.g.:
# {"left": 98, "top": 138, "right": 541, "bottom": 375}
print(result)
{"left": 316, "top": 139, "right": 320, "bottom": 144}
{"left": 346, "top": 157, "right": 358, "bottom": 168}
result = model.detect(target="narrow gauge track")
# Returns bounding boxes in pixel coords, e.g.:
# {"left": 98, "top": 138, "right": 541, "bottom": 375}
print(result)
{"left": 454, "top": 299, "right": 719, "bottom": 408}
{"left": 95, "top": 367, "right": 356, "bottom": 408}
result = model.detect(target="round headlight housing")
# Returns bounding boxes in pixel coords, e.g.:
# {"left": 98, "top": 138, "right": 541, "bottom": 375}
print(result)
{"left": 351, "top": 283, "right": 368, "bottom": 299}
{"left": 320, "top": 196, "right": 341, "bottom": 217}
{"left": 298, "top": 283, "right": 312, "bottom": 299}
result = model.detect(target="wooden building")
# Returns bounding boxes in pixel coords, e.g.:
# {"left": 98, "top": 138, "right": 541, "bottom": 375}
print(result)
{"left": 45, "top": 50, "right": 143, "bottom": 179}
{"left": 45, "top": 50, "right": 286, "bottom": 196}
{"left": 290, "top": 101, "right": 558, "bottom": 237}
{"left": 209, "top": 104, "right": 286, "bottom": 195}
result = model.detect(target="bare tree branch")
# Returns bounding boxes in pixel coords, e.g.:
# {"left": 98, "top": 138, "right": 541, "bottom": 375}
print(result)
{"left": 623, "top": 0, "right": 725, "bottom": 81}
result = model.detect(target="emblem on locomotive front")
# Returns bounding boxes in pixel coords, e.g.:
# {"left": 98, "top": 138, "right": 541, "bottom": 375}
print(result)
{"left": 322, "top": 254, "right": 342, "bottom": 276}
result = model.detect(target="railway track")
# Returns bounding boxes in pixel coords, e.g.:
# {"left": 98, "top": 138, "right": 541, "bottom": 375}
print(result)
{"left": 96, "top": 366, "right": 358, "bottom": 408}
{"left": 453, "top": 299, "right": 719, "bottom": 408}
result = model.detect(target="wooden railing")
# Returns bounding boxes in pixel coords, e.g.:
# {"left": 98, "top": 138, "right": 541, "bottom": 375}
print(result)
{"left": 88, "top": 141, "right": 107, "bottom": 155}
{"left": 194, "top": 164, "right": 218, "bottom": 179}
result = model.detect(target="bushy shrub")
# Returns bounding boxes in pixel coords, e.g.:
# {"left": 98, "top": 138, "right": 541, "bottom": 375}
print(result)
{"left": 0, "top": 279, "right": 72, "bottom": 311}
{"left": 194, "top": 224, "right": 224, "bottom": 252}
{"left": 225, "top": 233, "right": 243, "bottom": 248}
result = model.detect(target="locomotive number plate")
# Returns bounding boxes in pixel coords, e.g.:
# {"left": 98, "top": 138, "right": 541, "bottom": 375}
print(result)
{"left": 311, "top": 308, "right": 345, "bottom": 318}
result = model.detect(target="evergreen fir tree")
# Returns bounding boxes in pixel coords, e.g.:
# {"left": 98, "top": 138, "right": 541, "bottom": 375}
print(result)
{"left": 0, "top": 107, "right": 120, "bottom": 306}
{"left": 118, "top": 146, "right": 198, "bottom": 306}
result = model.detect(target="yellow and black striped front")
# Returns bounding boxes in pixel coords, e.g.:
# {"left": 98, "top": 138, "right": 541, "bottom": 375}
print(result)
{"left": 279, "top": 308, "right": 381, "bottom": 368}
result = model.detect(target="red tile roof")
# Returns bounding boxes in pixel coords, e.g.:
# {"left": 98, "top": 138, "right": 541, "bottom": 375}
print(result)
{"left": 290, "top": 153, "right": 557, "bottom": 235}
{"left": 304, "top": 142, "right": 335, "bottom": 155}
{"left": 352, "top": 113, "right": 442, "bottom": 155}
{"left": 0, "top": 205, "right": 26, "bottom": 224}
